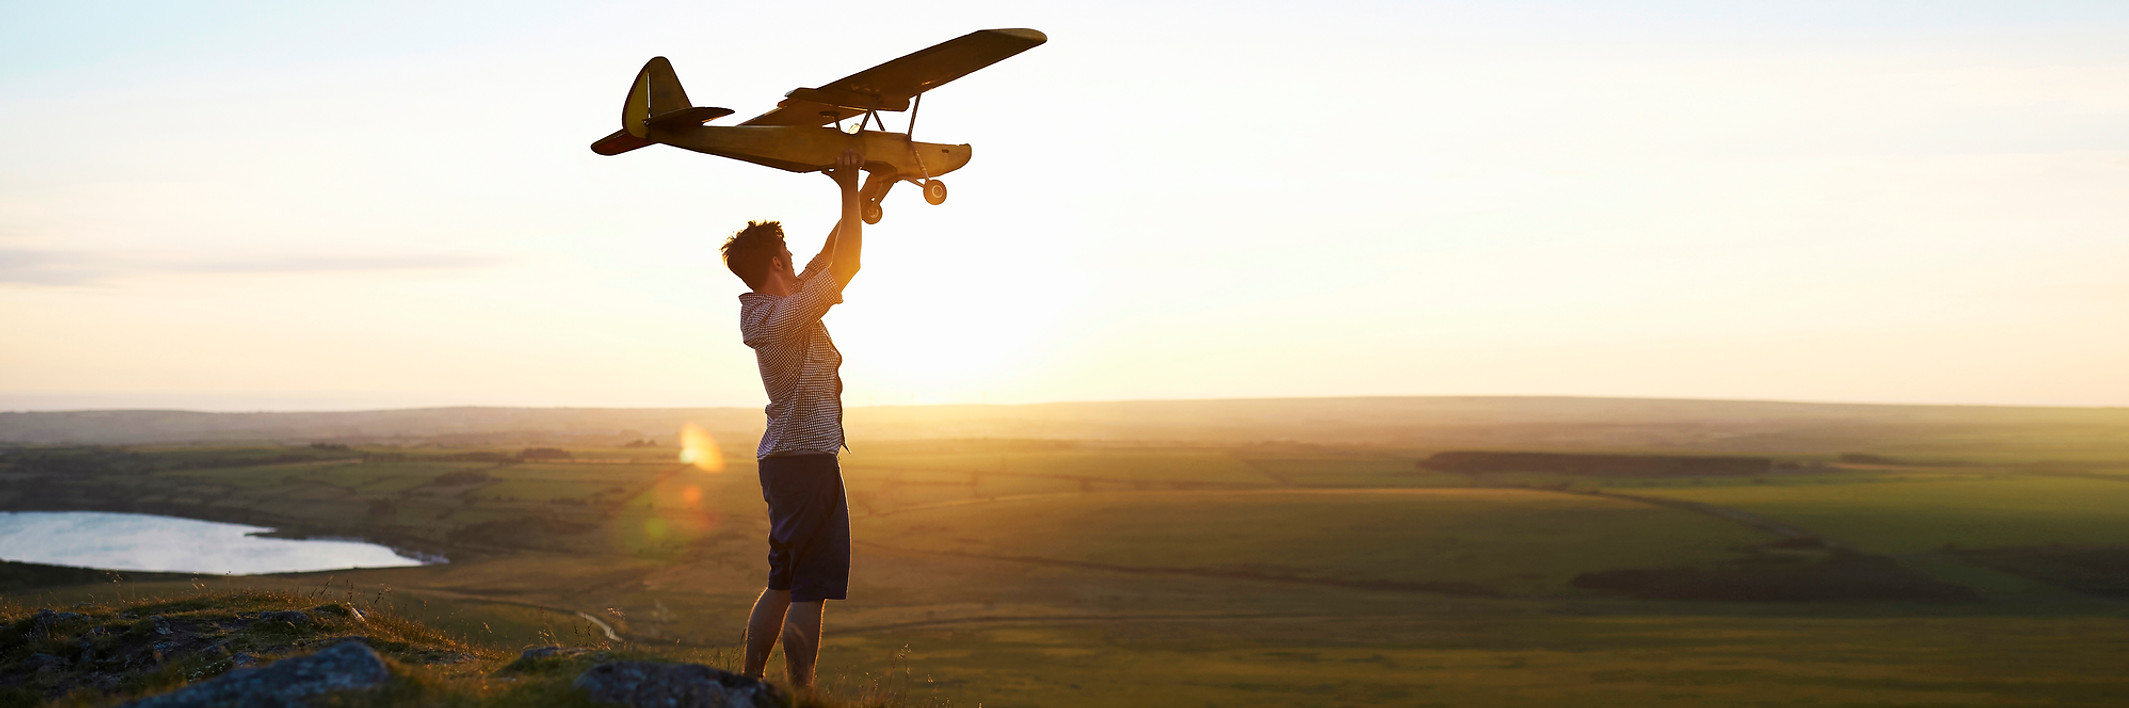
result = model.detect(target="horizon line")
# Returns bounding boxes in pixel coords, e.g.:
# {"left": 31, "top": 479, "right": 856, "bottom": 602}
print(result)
{"left": 6, "top": 392, "right": 2128, "bottom": 415}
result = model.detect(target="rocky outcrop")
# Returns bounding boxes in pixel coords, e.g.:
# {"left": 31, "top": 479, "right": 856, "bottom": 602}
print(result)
{"left": 573, "top": 660, "right": 784, "bottom": 708}
{"left": 520, "top": 646, "right": 594, "bottom": 661}
{"left": 122, "top": 641, "right": 391, "bottom": 708}
{"left": 27, "top": 609, "right": 89, "bottom": 633}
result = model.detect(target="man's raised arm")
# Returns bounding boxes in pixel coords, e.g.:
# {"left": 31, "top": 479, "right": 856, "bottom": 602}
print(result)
{"left": 818, "top": 150, "right": 864, "bottom": 287}
{"left": 809, "top": 169, "right": 889, "bottom": 276}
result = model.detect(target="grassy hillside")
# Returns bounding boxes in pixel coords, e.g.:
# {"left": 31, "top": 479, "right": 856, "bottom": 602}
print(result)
{"left": 1634, "top": 475, "right": 2129, "bottom": 554}
{"left": 8, "top": 415, "right": 2129, "bottom": 706}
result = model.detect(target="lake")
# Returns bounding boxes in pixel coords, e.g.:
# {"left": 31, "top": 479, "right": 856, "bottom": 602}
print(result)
{"left": 0, "top": 511, "right": 433, "bottom": 574}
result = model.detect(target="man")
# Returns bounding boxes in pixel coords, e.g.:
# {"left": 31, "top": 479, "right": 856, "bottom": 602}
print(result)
{"left": 721, "top": 149, "right": 867, "bottom": 687}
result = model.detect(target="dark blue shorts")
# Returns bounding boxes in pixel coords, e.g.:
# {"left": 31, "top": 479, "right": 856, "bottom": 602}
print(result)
{"left": 758, "top": 453, "right": 850, "bottom": 602}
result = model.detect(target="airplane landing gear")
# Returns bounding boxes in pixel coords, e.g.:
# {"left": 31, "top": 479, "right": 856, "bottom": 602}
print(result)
{"left": 858, "top": 170, "right": 894, "bottom": 224}
{"left": 923, "top": 180, "right": 948, "bottom": 205}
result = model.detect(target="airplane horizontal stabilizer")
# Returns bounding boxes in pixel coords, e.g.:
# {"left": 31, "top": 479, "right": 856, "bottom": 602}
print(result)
{"left": 646, "top": 106, "right": 735, "bottom": 128}
{"left": 591, "top": 129, "right": 653, "bottom": 156}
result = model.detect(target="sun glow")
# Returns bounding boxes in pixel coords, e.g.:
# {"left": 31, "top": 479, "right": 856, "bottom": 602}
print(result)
{"left": 831, "top": 223, "right": 1088, "bottom": 404}
{"left": 677, "top": 422, "right": 725, "bottom": 473}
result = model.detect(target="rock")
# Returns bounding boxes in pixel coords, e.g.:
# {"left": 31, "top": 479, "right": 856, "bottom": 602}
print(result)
{"left": 138, "top": 617, "right": 213, "bottom": 666}
{"left": 497, "top": 646, "right": 606, "bottom": 676}
{"left": 121, "top": 641, "right": 391, "bottom": 708}
{"left": 258, "top": 611, "right": 313, "bottom": 627}
{"left": 573, "top": 661, "right": 784, "bottom": 708}
{"left": 29, "top": 608, "right": 89, "bottom": 632}
{"left": 26, "top": 652, "right": 70, "bottom": 677}
{"left": 519, "top": 646, "right": 585, "bottom": 661}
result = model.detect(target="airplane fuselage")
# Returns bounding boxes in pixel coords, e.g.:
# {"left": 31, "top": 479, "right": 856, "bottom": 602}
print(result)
{"left": 647, "top": 125, "right": 972, "bottom": 179}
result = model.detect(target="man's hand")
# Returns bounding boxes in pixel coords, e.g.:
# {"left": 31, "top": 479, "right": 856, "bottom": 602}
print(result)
{"left": 823, "top": 149, "right": 862, "bottom": 196}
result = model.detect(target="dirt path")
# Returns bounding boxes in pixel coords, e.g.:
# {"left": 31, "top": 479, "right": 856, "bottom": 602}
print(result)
{"left": 854, "top": 540, "right": 1495, "bottom": 597}
{"left": 838, "top": 610, "right": 1441, "bottom": 635}
{"left": 573, "top": 611, "right": 621, "bottom": 641}
{"left": 2022, "top": 468, "right": 2129, "bottom": 484}
{"left": 1581, "top": 489, "right": 1841, "bottom": 548}
{"left": 375, "top": 586, "right": 630, "bottom": 643}
{"left": 600, "top": 464, "right": 688, "bottom": 517}
{"left": 865, "top": 486, "right": 1592, "bottom": 518}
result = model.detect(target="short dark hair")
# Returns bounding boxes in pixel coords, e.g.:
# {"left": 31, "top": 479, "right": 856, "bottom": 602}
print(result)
{"left": 721, "top": 220, "right": 786, "bottom": 290}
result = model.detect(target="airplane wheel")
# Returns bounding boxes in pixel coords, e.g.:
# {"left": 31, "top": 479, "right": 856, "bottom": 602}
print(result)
{"left": 862, "top": 202, "right": 883, "bottom": 224}
{"left": 923, "top": 180, "right": 948, "bottom": 205}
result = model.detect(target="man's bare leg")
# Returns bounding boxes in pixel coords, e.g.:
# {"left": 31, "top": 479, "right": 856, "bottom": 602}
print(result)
{"left": 780, "top": 600, "right": 825, "bottom": 687}
{"left": 743, "top": 589, "right": 791, "bottom": 678}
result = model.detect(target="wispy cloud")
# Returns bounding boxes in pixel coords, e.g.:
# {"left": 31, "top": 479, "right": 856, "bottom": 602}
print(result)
{"left": 0, "top": 250, "right": 107, "bottom": 286}
{"left": 0, "top": 248, "right": 505, "bottom": 286}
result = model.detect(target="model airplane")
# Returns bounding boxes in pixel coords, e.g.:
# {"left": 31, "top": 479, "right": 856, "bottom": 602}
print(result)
{"left": 590, "top": 28, "right": 1047, "bottom": 224}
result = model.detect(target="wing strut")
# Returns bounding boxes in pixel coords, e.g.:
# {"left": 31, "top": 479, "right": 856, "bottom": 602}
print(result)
{"left": 906, "top": 93, "right": 934, "bottom": 185}
{"left": 907, "top": 93, "right": 922, "bottom": 140}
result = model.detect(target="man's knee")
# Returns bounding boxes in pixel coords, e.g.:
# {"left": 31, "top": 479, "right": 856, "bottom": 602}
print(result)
{"left": 784, "top": 600, "right": 824, "bottom": 620}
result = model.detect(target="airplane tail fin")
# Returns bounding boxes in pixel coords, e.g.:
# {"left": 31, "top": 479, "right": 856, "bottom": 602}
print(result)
{"left": 625, "top": 57, "right": 691, "bottom": 138}
{"left": 591, "top": 57, "right": 734, "bottom": 156}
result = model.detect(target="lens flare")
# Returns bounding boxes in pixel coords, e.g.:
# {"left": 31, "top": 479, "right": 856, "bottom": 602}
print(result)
{"left": 678, "top": 423, "right": 725, "bottom": 473}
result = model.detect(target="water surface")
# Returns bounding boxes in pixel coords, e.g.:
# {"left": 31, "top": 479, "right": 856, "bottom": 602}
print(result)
{"left": 0, "top": 511, "right": 430, "bottom": 574}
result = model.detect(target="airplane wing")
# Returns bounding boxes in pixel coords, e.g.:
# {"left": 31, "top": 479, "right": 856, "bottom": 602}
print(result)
{"left": 740, "top": 28, "right": 1046, "bottom": 127}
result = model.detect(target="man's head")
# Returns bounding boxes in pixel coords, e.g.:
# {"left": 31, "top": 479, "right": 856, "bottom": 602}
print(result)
{"left": 721, "top": 220, "right": 793, "bottom": 291}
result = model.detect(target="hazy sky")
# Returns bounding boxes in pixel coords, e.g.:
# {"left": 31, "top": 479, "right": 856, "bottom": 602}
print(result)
{"left": 3, "top": 1, "right": 2126, "bottom": 411}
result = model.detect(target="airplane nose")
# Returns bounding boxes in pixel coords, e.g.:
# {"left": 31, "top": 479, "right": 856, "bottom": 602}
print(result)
{"left": 935, "top": 144, "right": 973, "bottom": 173}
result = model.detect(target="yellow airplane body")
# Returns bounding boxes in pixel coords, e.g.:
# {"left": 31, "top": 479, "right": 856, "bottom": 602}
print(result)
{"left": 591, "top": 28, "right": 1046, "bottom": 223}
{"left": 639, "top": 123, "right": 971, "bottom": 182}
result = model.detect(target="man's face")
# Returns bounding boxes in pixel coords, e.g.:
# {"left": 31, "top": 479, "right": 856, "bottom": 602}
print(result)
{"left": 777, "top": 245, "right": 795, "bottom": 279}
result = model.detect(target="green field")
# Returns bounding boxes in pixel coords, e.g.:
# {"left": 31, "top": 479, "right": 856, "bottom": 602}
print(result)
{"left": 1632, "top": 474, "right": 2129, "bottom": 554}
{"left": 6, "top": 401, "right": 2129, "bottom": 706}
{"left": 826, "top": 613, "right": 2129, "bottom": 708}
{"left": 859, "top": 488, "right": 1772, "bottom": 595}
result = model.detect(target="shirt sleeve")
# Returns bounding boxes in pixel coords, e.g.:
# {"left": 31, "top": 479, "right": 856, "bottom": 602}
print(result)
{"left": 742, "top": 271, "right": 845, "bottom": 346}
{"left": 797, "top": 251, "right": 832, "bottom": 281}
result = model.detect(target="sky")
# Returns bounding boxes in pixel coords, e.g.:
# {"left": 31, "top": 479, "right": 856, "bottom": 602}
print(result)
{"left": 2, "top": 1, "right": 2126, "bottom": 411}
